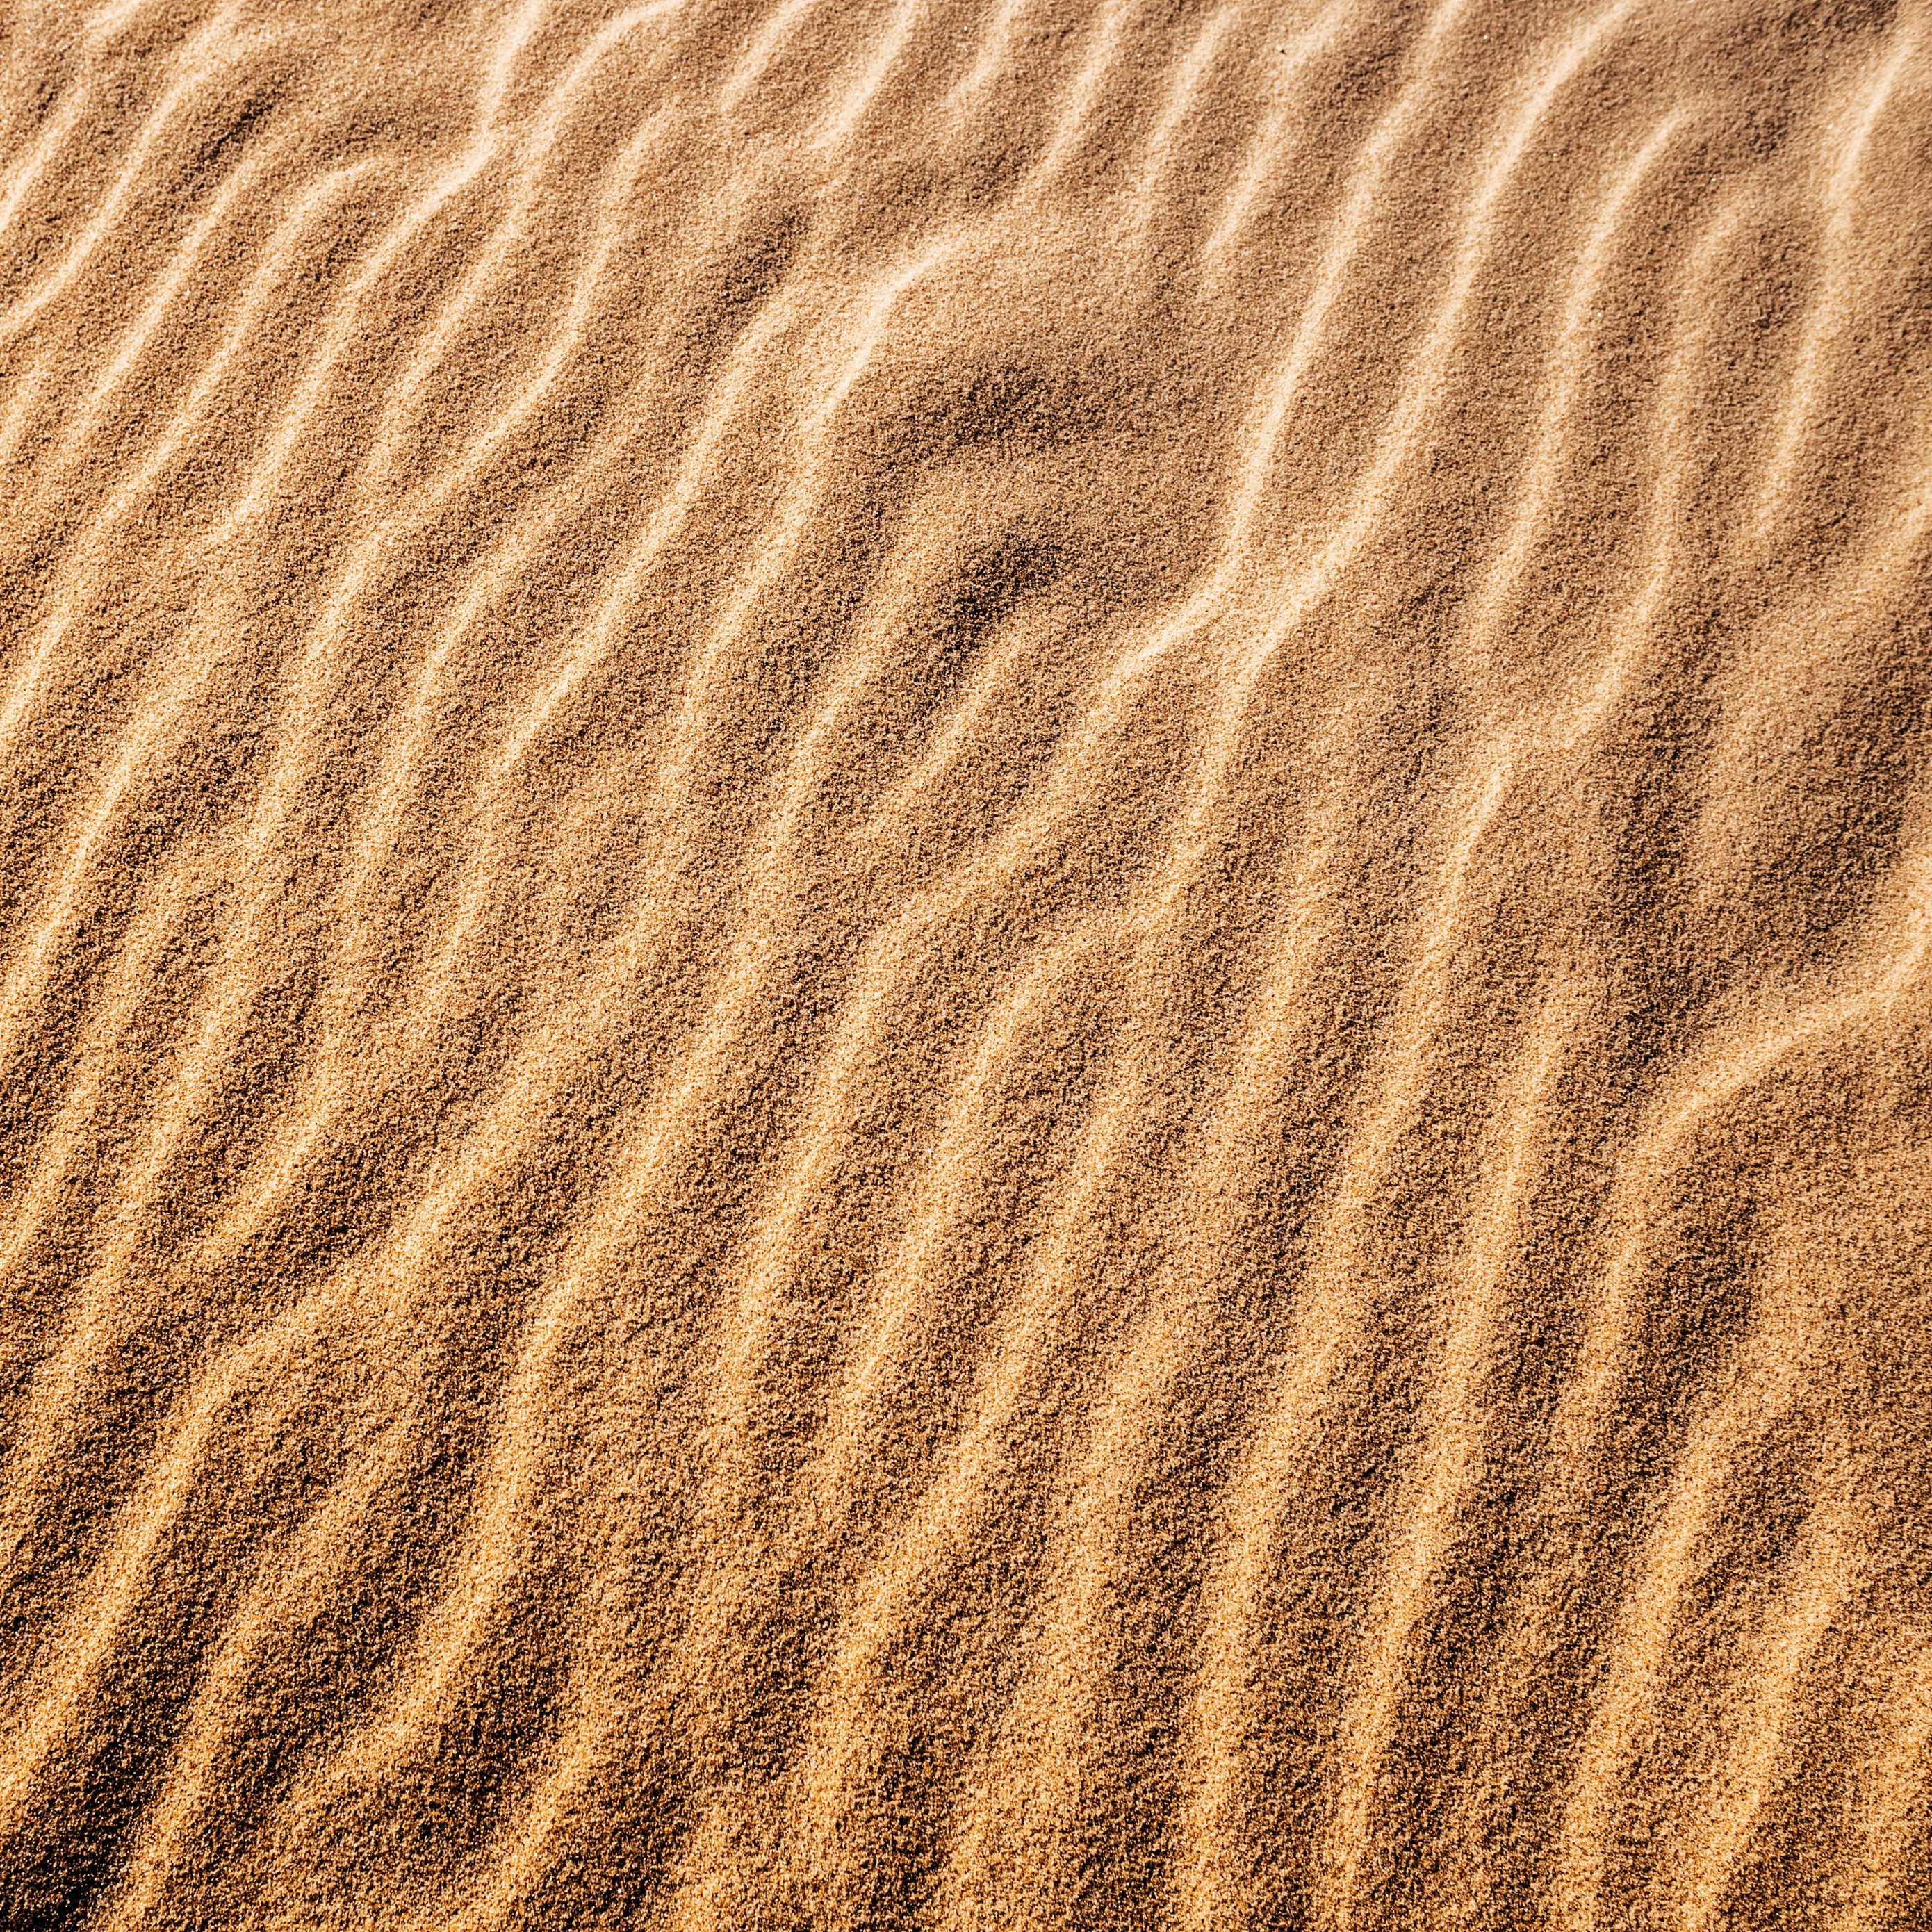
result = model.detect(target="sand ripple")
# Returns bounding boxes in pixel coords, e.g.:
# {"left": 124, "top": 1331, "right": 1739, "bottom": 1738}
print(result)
{"left": 1, "top": 1, "right": 1929, "bottom": 1925}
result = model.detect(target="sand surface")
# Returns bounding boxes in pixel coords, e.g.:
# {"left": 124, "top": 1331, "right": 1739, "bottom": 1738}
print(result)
{"left": 2, "top": 1, "right": 1930, "bottom": 1925}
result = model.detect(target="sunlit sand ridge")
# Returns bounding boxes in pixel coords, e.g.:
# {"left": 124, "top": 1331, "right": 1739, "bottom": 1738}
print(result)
{"left": 1, "top": 0, "right": 1929, "bottom": 1925}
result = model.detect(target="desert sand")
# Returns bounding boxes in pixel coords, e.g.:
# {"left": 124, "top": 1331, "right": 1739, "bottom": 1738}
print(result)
{"left": 1, "top": 0, "right": 1929, "bottom": 1925}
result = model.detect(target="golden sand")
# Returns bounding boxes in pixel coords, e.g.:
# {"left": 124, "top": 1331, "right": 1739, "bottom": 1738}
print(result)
{"left": 2, "top": 0, "right": 1929, "bottom": 1924}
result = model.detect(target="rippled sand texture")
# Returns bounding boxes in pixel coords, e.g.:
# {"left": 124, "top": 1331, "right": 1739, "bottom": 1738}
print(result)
{"left": 3, "top": 0, "right": 1931, "bottom": 1925}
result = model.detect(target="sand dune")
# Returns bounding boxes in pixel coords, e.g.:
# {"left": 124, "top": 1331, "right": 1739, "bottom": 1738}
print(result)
{"left": 1, "top": 0, "right": 1929, "bottom": 1924}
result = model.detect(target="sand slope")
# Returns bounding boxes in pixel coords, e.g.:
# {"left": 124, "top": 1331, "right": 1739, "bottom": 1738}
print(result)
{"left": 1, "top": 0, "right": 1930, "bottom": 1925}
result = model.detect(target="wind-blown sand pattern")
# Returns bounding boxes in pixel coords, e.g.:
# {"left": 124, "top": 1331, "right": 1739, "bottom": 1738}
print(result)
{"left": 2, "top": 0, "right": 1930, "bottom": 1924}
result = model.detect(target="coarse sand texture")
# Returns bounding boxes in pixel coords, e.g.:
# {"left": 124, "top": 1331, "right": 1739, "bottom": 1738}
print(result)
{"left": 1, "top": 1, "right": 1930, "bottom": 1926}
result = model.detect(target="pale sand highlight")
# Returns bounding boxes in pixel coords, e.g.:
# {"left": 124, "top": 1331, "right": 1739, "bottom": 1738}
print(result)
{"left": 1, "top": 1, "right": 1930, "bottom": 1926}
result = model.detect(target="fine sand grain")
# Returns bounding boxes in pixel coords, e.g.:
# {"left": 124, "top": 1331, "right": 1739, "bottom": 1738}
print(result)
{"left": 2, "top": 1, "right": 1930, "bottom": 1926}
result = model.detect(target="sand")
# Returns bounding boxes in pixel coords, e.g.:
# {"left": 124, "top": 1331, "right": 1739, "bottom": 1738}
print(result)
{"left": 1, "top": 0, "right": 1929, "bottom": 1925}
